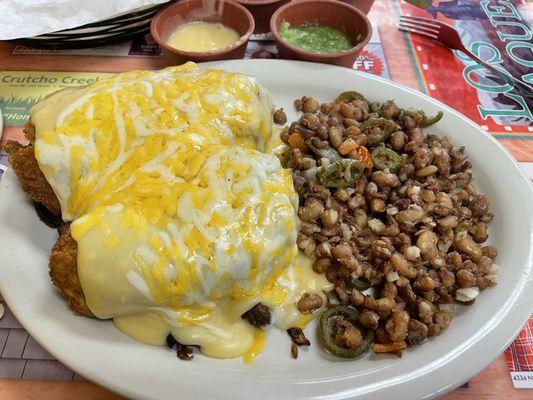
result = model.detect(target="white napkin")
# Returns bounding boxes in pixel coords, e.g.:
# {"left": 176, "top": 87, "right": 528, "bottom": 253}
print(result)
{"left": 0, "top": 0, "right": 168, "bottom": 40}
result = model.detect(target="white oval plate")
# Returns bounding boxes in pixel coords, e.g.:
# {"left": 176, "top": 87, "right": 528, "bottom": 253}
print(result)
{"left": 0, "top": 60, "right": 532, "bottom": 400}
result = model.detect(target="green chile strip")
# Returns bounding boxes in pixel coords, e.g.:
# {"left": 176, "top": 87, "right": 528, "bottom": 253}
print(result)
{"left": 317, "top": 159, "right": 363, "bottom": 187}
{"left": 371, "top": 147, "right": 402, "bottom": 172}
{"left": 319, "top": 306, "right": 373, "bottom": 358}
{"left": 420, "top": 110, "right": 444, "bottom": 127}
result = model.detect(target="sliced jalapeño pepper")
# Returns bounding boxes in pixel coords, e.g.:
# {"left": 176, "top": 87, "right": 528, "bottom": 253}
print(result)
{"left": 308, "top": 142, "right": 342, "bottom": 162}
{"left": 335, "top": 91, "right": 367, "bottom": 104}
{"left": 345, "top": 277, "right": 371, "bottom": 291}
{"left": 361, "top": 118, "right": 397, "bottom": 147}
{"left": 318, "top": 305, "right": 374, "bottom": 358}
{"left": 317, "top": 159, "right": 363, "bottom": 188}
{"left": 371, "top": 147, "right": 402, "bottom": 172}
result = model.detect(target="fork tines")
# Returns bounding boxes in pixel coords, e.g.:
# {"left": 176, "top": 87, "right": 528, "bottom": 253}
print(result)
{"left": 400, "top": 15, "right": 442, "bottom": 24}
{"left": 399, "top": 15, "right": 440, "bottom": 39}
{"left": 398, "top": 22, "right": 439, "bottom": 38}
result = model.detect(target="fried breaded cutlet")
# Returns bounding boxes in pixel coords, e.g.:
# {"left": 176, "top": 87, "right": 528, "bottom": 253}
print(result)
{"left": 4, "top": 121, "right": 93, "bottom": 317}
{"left": 50, "top": 225, "right": 93, "bottom": 316}
{"left": 4, "top": 122, "right": 61, "bottom": 216}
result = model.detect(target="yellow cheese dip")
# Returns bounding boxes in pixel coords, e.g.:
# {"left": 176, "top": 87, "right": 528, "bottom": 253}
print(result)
{"left": 167, "top": 22, "right": 240, "bottom": 52}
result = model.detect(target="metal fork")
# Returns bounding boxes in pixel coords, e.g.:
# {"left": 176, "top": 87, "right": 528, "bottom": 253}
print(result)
{"left": 399, "top": 15, "right": 532, "bottom": 97}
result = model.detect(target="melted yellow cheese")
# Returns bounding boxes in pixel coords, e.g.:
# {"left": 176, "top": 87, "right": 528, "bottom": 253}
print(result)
{"left": 31, "top": 63, "right": 332, "bottom": 361}
{"left": 167, "top": 22, "right": 240, "bottom": 52}
{"left": 243, "top": 329, "right": 265, "bottom": 364}
{"left": 111, "top": 254, "right": 331, "bottom": 361}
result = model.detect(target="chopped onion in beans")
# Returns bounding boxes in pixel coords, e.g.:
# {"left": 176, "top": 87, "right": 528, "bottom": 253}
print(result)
{"left": 368, "top": 218, "right": 386, "bottom": 234}
{"left": 305, "top": 167, "right": 318, "bottom": 181}
{"left": 455, "top": 287, "right": 480, "bottom": 302}
{"left": 437, "top": 240, "right": 452, "bottom": 253}
{"left": 438, "top": 303, "right": 455, "bottom": 316}
{"left": 386, "top": 271, "right": 400, "bottom": 282}
{"left": 341, "top": 223, "right": 352, "bottom": 241}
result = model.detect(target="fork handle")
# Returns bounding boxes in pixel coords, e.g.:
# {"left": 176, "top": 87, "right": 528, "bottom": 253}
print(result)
{"left": 459, "top": 47, "right": 533, "bottom": 98}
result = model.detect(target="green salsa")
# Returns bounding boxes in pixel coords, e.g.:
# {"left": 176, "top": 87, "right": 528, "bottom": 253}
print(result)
{"left": 279, "top": 21, "right": 356, "bottom": 54}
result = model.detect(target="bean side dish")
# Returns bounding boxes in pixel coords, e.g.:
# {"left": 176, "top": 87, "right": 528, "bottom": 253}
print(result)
{"left": 277, "top": 92, "right": 499, "bottom": 359}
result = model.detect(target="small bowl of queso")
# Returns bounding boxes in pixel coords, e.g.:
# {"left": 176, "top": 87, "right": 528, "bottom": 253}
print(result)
{"left": 270, "top": 0, "right": 372, "bottom": 67}
{"left": 151, "top": 0, "right": 254, "bottom": 64}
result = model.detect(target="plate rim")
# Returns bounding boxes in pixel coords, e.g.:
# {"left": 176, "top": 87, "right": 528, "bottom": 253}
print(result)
{"left": 1, "top": 59, "right": 532, "bottom": 400}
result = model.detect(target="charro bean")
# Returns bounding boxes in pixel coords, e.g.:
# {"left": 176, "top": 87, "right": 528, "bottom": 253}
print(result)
{"left": 391, "top": 252, "right": 418, "bottom": 278}
{"left": 297, "top": 292, "right": 324, "bottom": 313}
{"left": 416, "top": 230, "right": 438, "bottom": 260}
{"left": 280, "top": 92, "right": 497, "bottom": 358}
{"left": 396, "top": 205, "right": 425, "bottom": 224}
{"left": 482, "top": 246, "right": 498, "bottom": 259}
{"left": 437, "top": 215, "right": 457, "bottom": 231}
{"left": 372, "top": 171, "right": 400, "bottom": 187}
{"left": 345, "top": 125, "right": 361, "bottom": 136}
{"left": 301, "top": 96, "right": 320, "bottom": 113}
{"left": 415, "top": 165, "right": 438, "bottom": 177}
{"left": 298, "top": 198, "right": 324, "bottom": 222}
{"left": 329, "top": 126, "right": 344, "bottom": 148}
{"left": 385, "top": 310, "right": 410, "bottom": 342}
{"left": 454, "top": 236, "right": 482, "bottom": 262}
{"left": 456, "top": 269, "right": 475, "bottom": 288}
{"left": 273, "top": 108, "right": 287, "bottom": 124}
{"left": 359, "top": 310, "right": 380, "bottom": 329}
{"left": 321, "top": 208, "right": 339, "bottom": 227}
